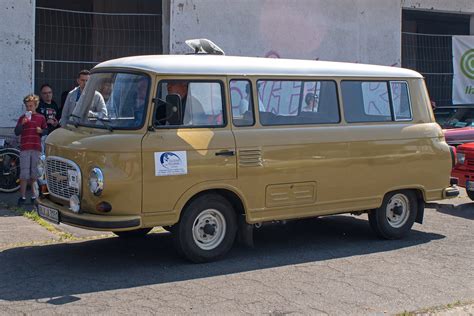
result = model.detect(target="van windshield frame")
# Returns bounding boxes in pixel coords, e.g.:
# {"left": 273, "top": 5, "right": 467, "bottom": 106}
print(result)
{"left": 70, "top": 71, "right": 151, "bottom": 130}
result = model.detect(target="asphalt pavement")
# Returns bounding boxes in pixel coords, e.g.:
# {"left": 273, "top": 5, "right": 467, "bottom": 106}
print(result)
{"left": 0, "top": 189, "right": 473, "bottom": 315}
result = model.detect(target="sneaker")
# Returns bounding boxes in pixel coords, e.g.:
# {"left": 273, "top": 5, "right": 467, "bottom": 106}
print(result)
{"left": 17, "top": 197, "right": 26, "bottom": 206}
{"left": 31, "top": 196, "right": 37, "bottom": 204}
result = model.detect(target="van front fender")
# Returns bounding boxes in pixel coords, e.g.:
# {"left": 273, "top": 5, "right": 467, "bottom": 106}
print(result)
{"left": 172, "top": 180, "right": 248, "bottom": 222}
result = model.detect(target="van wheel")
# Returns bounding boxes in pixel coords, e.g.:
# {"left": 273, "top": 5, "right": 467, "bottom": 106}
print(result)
{"left": 174, "top": 194, "right": 237, "bottom": 263}
{"left": 467, "top": 190, "right": 474, "bottom": 201}
{"left": 368, "top": 190, "right": 417, "bottom": 239}
{"left": 113, "top": 228, "right": 152, "bottom": 238}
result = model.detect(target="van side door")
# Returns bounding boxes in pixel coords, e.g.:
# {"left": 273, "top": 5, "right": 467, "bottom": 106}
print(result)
{"left": 141, "top": 79, "right": 237, "bottom": 215}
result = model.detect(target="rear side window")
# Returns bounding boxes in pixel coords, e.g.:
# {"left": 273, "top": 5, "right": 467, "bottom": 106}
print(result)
{"left": 341, "top": 81, "right": 392, "bottom": 123}
{"left": 155, "top": 80, "right": 225, "bottom": 127}
{"left": 257, "top": 80, "right": 339, "bottom": 125}
{"left": 341, "top": 80, "right": 412, "bottom": 123}
{"left": 391, "top": 81, "right": 412, "bottom": 120}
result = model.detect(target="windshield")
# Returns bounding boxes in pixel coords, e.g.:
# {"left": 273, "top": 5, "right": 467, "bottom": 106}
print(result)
{"left": 71, "top": 72, "right": 150, "bottom": 129}
{"left": 439, "top": 107, "right": 474, "bottom": 129}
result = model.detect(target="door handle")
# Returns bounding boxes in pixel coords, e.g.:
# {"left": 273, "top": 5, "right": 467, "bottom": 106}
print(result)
{"left": 215, "top": 150, "right": 235, "bottom": 157}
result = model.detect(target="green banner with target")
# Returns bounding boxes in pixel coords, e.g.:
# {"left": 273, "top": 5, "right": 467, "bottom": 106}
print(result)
{"left": 453, "top": 36, "right": 474, "bottom": 105}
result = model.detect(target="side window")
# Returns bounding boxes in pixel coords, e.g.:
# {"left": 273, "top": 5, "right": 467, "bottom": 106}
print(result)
{"left": 391, "top": 81, "right": 412, "bottom": 121}
{"left": 257, "top": 80, "right": 339, "bottom": 125}
{"left": 302, "top": 81, "right": 340, "bottom": 123}
{"left": 155, "top": 80, "right": 225, "bottom": 127}
{"left": 341, "top": 81, "right": 392, "bottom": 123}
{"left": 230, "top": 80, "right": 254, "bottom": 126}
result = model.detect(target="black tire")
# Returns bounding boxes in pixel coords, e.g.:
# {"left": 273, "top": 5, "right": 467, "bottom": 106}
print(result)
{"left": 173, "top": 194, "right": 237, "bottom": 263}
{"left": 368, "top": 190, "right": 418, "bottom": 239}
{"left": 113, "top": 228, "right": 152, "bottom": 238}
{"left": 0, "top": 148, "right": 21, "bottom": 193}
{"left": 467, "top": 190, "right": 474, "bottom": 201}
{"left": 163, "top": 225, "right": 176, "bottom": 233}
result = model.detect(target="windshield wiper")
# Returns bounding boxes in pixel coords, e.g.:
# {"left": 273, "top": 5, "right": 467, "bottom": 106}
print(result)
{"left": 95, "top": 116, "right": 113, "bottom": 132}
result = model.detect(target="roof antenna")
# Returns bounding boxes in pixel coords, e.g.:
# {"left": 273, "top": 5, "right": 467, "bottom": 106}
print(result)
{"left": 185, "top": 39, "right": 225, "bottom": 55}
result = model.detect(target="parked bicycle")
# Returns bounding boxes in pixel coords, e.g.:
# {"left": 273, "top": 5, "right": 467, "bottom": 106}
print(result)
{"left": 0, "top": 138, "right": 21, "bottom": 193}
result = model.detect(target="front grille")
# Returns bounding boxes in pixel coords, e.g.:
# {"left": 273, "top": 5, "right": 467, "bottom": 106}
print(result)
{"left": 46, "top": 157, "right": 81, "bottom": 200}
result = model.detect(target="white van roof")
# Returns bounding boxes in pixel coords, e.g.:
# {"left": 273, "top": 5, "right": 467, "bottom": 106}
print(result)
{"left": 95, "top": 55, "right": 423, "bottom": 79}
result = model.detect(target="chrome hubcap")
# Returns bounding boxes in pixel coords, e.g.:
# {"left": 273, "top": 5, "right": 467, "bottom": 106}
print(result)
{"left": 192, "top": 209, "right": 226, "bottom": 250}
{"left": 386, "top": 194, "right": 410, "bottom": 228}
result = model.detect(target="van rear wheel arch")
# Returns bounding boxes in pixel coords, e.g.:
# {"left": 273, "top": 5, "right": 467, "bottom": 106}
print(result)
{"left": 369, "top": 189, "right": 420, "bottom": 239}
{"left": 378, "top": 188, "right": 425, "bottom": 224}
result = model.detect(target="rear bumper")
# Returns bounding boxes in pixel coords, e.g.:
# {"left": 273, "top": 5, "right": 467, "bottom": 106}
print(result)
{"left": 37, "top": 197, "right": 141, "bottom": 231}
{"left": 442, "top": 186, "right": 460, "bottom": 198}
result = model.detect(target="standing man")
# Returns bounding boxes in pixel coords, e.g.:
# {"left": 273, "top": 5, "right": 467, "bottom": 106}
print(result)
{"left": 60, "top": 69, "right": 90, "bottom": 126}
{"left": 37, "top": 84, "right": 60, "bottom": 134}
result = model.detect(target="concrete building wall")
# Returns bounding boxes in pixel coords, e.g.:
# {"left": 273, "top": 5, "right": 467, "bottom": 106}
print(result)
{"left": 402, "top": 0, "right": 474, "bottom": 14}
{"left": 0, "top": 0, "right": 35, "bottom": 129}
{"left": 0, "top": 0, "right": 472, "bottom": 132}
{"left": 169, "top": 0, "right": 402, "bottom": 66}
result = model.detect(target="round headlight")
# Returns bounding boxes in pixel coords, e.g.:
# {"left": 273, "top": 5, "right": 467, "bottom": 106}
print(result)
{"left": 88, "top": 167, "right": 104, "bottom": 196}
{"left": 69, "top": 194, "right": 80, "bottom": 213}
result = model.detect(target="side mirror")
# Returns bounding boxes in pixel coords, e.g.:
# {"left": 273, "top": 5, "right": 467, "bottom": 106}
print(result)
{"left": 166, "top": 94, "right": 182, "bottom": 111}
{"left": 154, "top": 94, "right": 183, "bottom": 125}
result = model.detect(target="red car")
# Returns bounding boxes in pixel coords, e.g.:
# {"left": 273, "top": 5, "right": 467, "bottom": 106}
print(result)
{"left": 451, "top": 142, "right": 474, "bottom": 200}
{"left": 435, "top": 106, "right": 474, "bottom": 146}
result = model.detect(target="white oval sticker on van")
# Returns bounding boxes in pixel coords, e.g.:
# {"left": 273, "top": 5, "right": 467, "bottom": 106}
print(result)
{"left": 154, "top": 151, "right": 188, "bottom": 176}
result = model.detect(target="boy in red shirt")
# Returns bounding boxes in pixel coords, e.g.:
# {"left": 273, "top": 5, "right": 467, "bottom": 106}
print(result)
{"left": 14, "top": 94, "right": 47, "bottom": 206}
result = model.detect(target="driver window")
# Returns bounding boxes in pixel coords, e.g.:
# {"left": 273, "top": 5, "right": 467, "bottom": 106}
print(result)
{"left": 155, "top": 80, "right": 225, "bottom": 127}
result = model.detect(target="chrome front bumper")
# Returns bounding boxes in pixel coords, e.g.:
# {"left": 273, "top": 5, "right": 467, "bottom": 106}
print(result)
{"left": 37, "top": 197, "right": 141, "bottom": 231}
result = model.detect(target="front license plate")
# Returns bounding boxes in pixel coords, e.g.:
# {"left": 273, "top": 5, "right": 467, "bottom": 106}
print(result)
{"left": 38, "top": 205, "right": 59, "bottom": 224}
{"left": 467, "top": 181, "right": 474, "bottom": 192}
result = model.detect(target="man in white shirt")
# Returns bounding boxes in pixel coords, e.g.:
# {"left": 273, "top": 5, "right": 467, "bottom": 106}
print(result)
{"left": 59, "top": 69, "right": 90, "bottom": 126}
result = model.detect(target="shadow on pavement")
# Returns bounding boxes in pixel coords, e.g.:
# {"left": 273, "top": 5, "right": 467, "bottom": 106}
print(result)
{"left": 427, "top": 202, "right": 474, "bottom": 220}
{"left": 0, "top": 215, "right": 444, "bottom": 302}
{"left": 0, "top": 208, "right": 21, "bottom": 217}
{"left": 0, "top": 205, "right": 37, "bottom": 217}
{"left": 0, "top": 191, "right": 21, "bottom": 209}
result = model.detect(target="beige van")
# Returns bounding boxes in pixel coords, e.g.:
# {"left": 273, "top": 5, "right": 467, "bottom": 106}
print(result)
{"left": 37, "top": 49, "right": 459, "bottom": 262}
